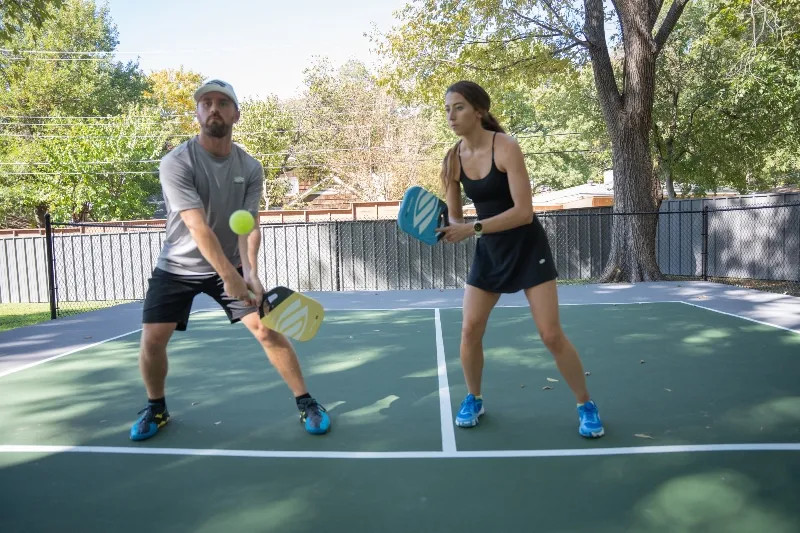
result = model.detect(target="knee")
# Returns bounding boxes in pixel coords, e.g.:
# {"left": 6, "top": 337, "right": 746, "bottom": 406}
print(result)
{"left": 253, "top": 323, "right": 287, "bottom": 347}
{"left": 539, "top": 326, "right": 566, "bottom": 352}
{"left": 461, "top": 319, "right": 487, "bottom": 345}
{"left": 140, "top": 332, "right": 169, "bottom": 359}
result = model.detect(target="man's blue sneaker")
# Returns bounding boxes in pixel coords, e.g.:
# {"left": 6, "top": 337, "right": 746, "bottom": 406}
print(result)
{"left": 299, "top": 397, "right": 330, "bottom": 435}
{"left": 130, "top": 403, "right": 169, "bottom": 441}
{"left": 455, "top": 393, "right": 484, "bottom": 427}
{"left": 578, "top": 400, "right": 605, "bottom": 438}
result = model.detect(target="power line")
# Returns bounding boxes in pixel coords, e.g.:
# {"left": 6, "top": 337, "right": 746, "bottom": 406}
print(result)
{"left": 0, "top": 143, "right": 602, "bottom": 166}
{"left": 0, "top": 46, "right": 292, "bottom": 55}
{"left": 0, "top": 149, "right": 604, "bottom": 175}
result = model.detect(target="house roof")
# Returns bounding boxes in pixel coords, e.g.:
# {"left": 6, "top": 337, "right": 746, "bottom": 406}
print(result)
{"left": 532, "top": 181, "right": 614, "bottom": 205}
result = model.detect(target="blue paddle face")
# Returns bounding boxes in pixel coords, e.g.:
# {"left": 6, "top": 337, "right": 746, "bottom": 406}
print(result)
{"left": 397, "top": 186, "right": 449, "bottom": 245}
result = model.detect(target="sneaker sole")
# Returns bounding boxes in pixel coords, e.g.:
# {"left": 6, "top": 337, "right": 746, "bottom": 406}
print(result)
{"left": 130, "top": 418, "right": 169, "bottom": 441}
{"left": 305, "top": 424, "right": 330, "bottom": 435}
{"left": 580, "top": 427, "right": 605, "bottom": 438}
{"left": 455, "top": 406, "right": 485, "bottom": 428}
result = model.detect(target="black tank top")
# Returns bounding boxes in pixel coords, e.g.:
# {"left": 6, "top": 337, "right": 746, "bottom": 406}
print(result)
{"left": 459, "top": 132, "right": 515, "bottom": 221}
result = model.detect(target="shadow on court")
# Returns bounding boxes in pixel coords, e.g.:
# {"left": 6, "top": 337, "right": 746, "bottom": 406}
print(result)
{"left": 1, "top": 449, "right": 798, "bottom": 533}
{"left": 440, "top": 303, "right": 800, "bottom": 451}
{"left": 2, "top": 301, "right": 800, "bottom": 532}
{"left": 0, "top": 309, "right": 443, "bottom": 452}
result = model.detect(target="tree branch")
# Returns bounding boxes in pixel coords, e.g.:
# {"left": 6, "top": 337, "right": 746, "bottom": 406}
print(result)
{"left": 583, "top": 0, "right": 622, "bottom": 115}
{"left": 456, "top": 32, "right": 561, "bottom": 46}
{"left": 540, "top": 0, "right": 588, "bottom": 45}
{"left": 507, "top": 8, "right": 588, "bottom": 47}
{"left": 419, "top": 54, "right": 543, "bottom": 73}
{"left": 650, "top": 0, "right": 665, "bottom": 28}
{"left": 654, "top": 0, "right": 691, "bottom": 53}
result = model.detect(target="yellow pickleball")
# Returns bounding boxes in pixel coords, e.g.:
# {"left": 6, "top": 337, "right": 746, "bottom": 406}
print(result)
{"left": 229, "top": 210, "right": 255, "bottom": 235}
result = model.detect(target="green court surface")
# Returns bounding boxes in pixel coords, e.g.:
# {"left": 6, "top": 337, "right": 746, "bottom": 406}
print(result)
{"left": 1, "top": 302, "right": 799, "bottom": 533}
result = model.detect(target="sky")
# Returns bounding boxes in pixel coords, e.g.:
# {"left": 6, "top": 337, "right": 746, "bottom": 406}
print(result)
{"left": 105, "top": 0, "right": 410, "bottom": 101}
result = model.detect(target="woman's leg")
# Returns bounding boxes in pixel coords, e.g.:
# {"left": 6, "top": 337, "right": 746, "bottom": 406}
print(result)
{"left": 524, "top": 280, "right": 605, "bottom": 437}
{"left": 455, "top": 284, "right": 500, "bottom": 427}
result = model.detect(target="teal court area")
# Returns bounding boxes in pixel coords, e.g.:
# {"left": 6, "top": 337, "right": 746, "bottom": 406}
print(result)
{"left": 1, "top": 282, "right": 799, "bottom": 533}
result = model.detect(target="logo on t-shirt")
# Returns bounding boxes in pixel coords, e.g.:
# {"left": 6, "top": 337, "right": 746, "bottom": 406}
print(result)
{"left": 233, "top": 176, "right": 245, "bottom": 184}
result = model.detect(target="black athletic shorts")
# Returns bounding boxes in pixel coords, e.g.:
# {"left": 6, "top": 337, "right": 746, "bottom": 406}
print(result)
{"left": 142, "top": 267, "right": 258, "bottom": 331}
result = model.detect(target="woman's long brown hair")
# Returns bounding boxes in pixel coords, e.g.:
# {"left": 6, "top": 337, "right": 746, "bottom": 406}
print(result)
{"left": 439, "top": 81, "right": 505, "bottom": 196}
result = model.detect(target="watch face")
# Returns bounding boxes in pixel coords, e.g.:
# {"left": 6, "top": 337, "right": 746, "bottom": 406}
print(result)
{"left": 474, "top": 222, "right": 483, "bottom": 231}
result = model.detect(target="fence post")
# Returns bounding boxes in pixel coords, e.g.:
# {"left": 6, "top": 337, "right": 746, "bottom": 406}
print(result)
{"left": 44, "top": 213, "right": 57, "bottom": 319}
{"left": 334, "top": 221, "right": 341, "bottom": 291}
{"left": 701, "top": 205, "right": 709, "bottom": 281}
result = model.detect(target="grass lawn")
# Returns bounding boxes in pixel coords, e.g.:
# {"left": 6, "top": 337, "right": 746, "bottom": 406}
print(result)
{"left": 0, "top": 301, "right": 127, "bottom": 332}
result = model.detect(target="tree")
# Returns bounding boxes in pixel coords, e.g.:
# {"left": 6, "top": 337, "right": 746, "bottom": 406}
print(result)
{"left": 143, "top": 67, "right": 206, "bottom": 137}
{"left": 374, "top": 0, "right": 691, "bottom": 282}
{"left": 233, "top": 97, "right": 299, "bottom": 209}
{"left": 0, "top": 0, "right": 154, "bottom": 227}
{"left": 8, "top": 105, "right": 174, "bottom": 224}
{"left": 0, "top": 0, "right": 65, "bottom": 44}
{"left": 653, "top": 0, "right": 800, "bottom": 198}
{"left": 291, "top": 58, "right": 443, "bottom": 203}
{"left": 0, "top": 0, "right": 149, "bottom": 120}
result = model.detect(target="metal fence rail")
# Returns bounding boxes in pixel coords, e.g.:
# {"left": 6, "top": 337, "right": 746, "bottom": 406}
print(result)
{"left": 1, "top": 199, "right": 798, "bottom": 318}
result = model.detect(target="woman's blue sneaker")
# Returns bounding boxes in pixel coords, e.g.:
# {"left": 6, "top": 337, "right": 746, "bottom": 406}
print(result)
{"left": 455, "top": 393, "right": 484, "bottom": 427}
{"left": 578, "top": 400, "right": 605, "bottom": 438}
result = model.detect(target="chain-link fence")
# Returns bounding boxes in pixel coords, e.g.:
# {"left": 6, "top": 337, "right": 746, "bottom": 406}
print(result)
{"left": 1, "top": 202, "right": 796, "bottom": 319}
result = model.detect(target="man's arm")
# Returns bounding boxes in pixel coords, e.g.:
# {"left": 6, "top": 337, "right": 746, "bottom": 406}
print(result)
{"left": 239, "top": 161, "right": 265, "bottom": 294}
{"left": 239, "top": 230, "right": 260, "bottom": 278}
{"left": 180, "top": 208, "right": 241, "bottom": 282}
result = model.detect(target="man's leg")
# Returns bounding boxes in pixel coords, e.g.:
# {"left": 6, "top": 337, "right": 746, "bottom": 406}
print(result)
{"left": 139, "top": 323, "right": 177, "bottom": 401}
{"left": 239, "top": 312, "right": 307, "bottom": 397}
{"left": 130, "top": 323, "right": 176, "bottom": 441}
{"left": 131, "top": 268, "right": 197, "bottom": 441}
{"left": 207, "top": 274, "right": 331, "bottom": 435}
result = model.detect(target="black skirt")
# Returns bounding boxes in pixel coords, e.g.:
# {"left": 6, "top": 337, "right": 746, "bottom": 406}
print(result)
{"left": 467, "top": 216, "right": 558, "bottom": 293}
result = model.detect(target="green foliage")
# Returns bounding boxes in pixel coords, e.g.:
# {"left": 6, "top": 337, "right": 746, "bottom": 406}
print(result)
{"left": 143, "top": 67, "right": 206, "bottom": 136}
{"left": 234, "top": 97, "right": 298, "bottom": 209}
{"left": 371, "top": 1, "right": 611, "bottom": 194}
{"left": 652, "top": 0, "right": 800, "bottom": 196}
{"left": 4, "top": 106, "right": 176, "bottom": 224}
{"left": 288, "top": 58, "right": 444, "bottom": 202}
{"left": 0, "top": 0, "right": 65, "bottom": 44}
{"left": 371, "top": 0, "right": 579, "bottom": 107}
{"left": 0, "top": 0, "right": 149, "bottom": 119}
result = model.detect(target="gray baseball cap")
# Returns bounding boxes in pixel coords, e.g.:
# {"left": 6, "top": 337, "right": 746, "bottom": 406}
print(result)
{"left": 193, "top": 79, "right": 239, "bottom": 108}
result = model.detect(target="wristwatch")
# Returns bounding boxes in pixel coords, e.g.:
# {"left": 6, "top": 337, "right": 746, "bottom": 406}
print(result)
{"left": 473, "top": 221, "right": 483, "bottom": 237}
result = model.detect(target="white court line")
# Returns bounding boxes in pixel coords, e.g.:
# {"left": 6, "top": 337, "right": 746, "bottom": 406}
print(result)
{"left": 321, "top": 301, "right": 686, "bottom": 311}
{"left": 1, "top": 442, "right": 798, "bottom": 460}
{"left": 0, "top": 329, "right": 142, "bottom": 378}
{"left": 679, "top": 301, "right": 800, "bottom": 335}
{"left": 434, "top": 309, "right": 457, "bottom": 454}
{"left": 0, "top": 308, "right": 218, "bottom": 379}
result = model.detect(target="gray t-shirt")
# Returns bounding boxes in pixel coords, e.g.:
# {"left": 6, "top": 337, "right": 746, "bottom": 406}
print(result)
{"left": 156, "top": 137, "right": 263, "bottom": 276}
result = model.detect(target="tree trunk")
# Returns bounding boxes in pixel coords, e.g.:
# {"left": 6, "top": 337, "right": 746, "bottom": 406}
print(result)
{"left": 664, "top": 165, "right": 676, "bottom": 200}
{"left": 585, "top": 0, "right": 667, "bottom": 283}
{"left": 599, "top": 131, "right": 664, "bottom": 282}
{"left": 35, "top": 204, "right": 48, "bottom": 228}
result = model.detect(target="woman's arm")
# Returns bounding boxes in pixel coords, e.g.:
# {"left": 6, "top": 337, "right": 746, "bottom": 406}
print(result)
{"left": 444, "top": 168, "right": 464, "bottom": 225}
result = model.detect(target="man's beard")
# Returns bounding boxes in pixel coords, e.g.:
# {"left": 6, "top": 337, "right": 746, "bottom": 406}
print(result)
{"left": 203, "top": 117, "right": 230, "bottom": 138}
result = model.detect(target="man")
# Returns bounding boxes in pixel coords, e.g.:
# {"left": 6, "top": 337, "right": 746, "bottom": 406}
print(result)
{"left": 130, "top": 79, "right": 330, "bottom": 441}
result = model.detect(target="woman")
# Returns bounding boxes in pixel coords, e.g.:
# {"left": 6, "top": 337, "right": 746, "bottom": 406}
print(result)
{"left": 434, "top": 80, "right": 604, "bottom": 438}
